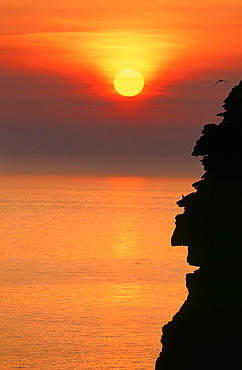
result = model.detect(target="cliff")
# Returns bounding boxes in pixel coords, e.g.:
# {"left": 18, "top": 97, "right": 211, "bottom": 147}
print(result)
{"left": 155, "top": 81, "right": 242, "bottom": 369}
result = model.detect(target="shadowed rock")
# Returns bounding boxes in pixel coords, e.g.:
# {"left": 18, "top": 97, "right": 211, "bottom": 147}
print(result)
{"left": 155, "top": 81, "right": 242, "bottom": 369}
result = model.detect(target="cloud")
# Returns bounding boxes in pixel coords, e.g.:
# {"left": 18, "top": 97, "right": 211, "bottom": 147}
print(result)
{"left": 0, "top": 117, "right": 202, "bottom": 177}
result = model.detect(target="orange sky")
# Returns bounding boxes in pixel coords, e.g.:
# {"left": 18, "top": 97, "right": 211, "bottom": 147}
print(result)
{"left": 1, "top": 0, "right": 242, "bottom": 177}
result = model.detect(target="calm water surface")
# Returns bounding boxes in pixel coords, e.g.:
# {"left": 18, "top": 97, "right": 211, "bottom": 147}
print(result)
{"left": 0, "top": 175, "right": 196, "bottom": 369}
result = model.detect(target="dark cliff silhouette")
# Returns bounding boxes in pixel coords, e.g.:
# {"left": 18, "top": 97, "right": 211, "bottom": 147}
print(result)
{"left": 155, "top": 81, "right": 242, "bottom": 369}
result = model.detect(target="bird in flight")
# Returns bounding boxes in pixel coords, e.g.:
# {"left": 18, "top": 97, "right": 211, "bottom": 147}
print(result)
{"left": 214, "top": 79, "right": 228, "bottom": 85}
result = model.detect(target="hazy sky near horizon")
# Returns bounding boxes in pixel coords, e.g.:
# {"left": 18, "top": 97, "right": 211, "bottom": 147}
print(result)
{"left": 1, "top": 0, "right": 242, "bottom": 177}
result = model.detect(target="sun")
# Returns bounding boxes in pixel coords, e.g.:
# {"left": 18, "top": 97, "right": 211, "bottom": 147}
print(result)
{"left": 113, "top": 68, "right": 144, "bottom": 97}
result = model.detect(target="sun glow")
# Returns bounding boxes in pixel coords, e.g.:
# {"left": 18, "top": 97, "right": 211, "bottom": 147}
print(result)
{"left": 113, "top": 68, "right": 144, "bottom": 97}
{"left": 0, "top": 31, "right": 190, "bottom": 98}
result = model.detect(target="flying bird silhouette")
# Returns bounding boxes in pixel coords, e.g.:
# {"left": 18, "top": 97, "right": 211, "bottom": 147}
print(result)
{"left": 214, "top": 79, "right": 228, "bottom": 85}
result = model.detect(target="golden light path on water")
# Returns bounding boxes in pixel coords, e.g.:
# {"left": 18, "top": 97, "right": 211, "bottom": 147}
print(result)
{"left": 0, "top": 175, "right": 195, "bottom": 369}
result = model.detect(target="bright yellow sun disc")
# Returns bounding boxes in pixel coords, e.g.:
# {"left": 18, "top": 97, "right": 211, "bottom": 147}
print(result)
{"left": 113, "top": 68, "right": 144, "bottom": 97}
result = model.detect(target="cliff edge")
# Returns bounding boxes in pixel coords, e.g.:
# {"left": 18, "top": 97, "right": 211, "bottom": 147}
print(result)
{"left": 155, "top": 81, "right": 242, "bottom": 369}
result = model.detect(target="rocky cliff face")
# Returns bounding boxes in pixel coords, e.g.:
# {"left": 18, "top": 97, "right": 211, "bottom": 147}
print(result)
{"left": 155, "top": 81, "right": 242, "bottom": 369}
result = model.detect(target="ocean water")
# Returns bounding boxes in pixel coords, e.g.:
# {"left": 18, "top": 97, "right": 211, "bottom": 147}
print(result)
{"left": 0, "top": 175, "right": 195, "bottom": 370}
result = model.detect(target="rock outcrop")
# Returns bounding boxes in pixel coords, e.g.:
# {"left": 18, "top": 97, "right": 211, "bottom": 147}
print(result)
{"left": 155, "top": 81, "right": 242, "bottom": 369}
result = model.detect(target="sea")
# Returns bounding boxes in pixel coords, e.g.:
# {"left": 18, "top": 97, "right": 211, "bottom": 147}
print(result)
{"left": 0, "top": 175, "right": 196, "bottom": 370}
